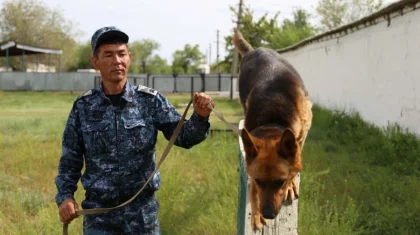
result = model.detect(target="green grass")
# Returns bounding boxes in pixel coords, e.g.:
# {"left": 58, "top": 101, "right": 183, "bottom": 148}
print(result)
{"left": 157, "top": 133, "right": 239, "bottom": 235}
{"left": 298, "top": 105, "right": 420, "bottom": 235}
{"left": 0, "top": 91, "right": 419, "bottom": 235}
{"left": 0, "top": 91, "right": 242, "bottom": 235}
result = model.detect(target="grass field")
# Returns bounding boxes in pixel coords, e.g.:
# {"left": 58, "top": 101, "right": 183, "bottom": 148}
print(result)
{"left": 0, "top": 91, "right": 419, "bottom": 235}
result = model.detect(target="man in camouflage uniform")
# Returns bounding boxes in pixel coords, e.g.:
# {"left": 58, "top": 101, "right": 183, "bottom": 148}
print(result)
{"left": 55, "top": 26, "right": 215, "bottom": 235}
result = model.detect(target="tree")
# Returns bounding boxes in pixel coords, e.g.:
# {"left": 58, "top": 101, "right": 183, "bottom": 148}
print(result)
{"left": 0, "top": 0, "right": 82, "bottom": 71}
{"left": 171, "top": 44, "right": 204, "bottom": 74}
{"left": 70, "top": 38, "right": 171, "bottom": 73}
{"left": 70, "top": 40, "right": 94, "bottom": 70}
{"left": 147, "top": 55, "right": 172, "bottom": 74}
{"left": 220, "top": 6, "right": 277, "bottom": 73}
{"left": 220, "top": 6, "right": 317, "bottom": 73}
{"left": 316, "top": 0, "right": 384, "bottom": 31}
{"left": 128, "top": 39, "right": 160, "bottom": 73}
{"left": 269, "top": 8, "right": 318, "bottom": 49}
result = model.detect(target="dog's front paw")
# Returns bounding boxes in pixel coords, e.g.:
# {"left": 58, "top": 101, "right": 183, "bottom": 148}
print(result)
{"left": 284, "top": 178, "right": 299, "bottom": 201}
{"left": 251, "top": 211, "right": 267, "bottom": 230}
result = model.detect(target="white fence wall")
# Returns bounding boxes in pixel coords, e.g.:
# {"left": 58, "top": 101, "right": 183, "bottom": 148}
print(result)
{"left": 278, "top": 3, "right": 420, "bottom": 135}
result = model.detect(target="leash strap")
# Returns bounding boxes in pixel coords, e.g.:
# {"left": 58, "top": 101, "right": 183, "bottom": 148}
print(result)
{"left": 207, "top": 102, "right": 240, "bottom": 135}
{"left": 63, "top": 99, "right": 240, "bottom": 234}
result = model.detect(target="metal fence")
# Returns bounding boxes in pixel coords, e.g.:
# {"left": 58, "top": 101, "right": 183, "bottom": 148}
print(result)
{"left": 94, "top": 73, "right": 236, "bottom": 94}
{"left": 0, "top": 72, "right": 237, "bottom": 94}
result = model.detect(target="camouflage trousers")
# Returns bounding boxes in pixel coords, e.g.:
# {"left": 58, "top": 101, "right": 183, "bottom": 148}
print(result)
{"left": 82, "top": 193, "right": 160, "bottom": 235}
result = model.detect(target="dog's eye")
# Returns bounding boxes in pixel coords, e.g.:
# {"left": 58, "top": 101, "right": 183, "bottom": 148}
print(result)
{"left": 254, "top": 179, "right": 265, "bottom": 188}
{"left": 274, "top": 179, "right": 286, "bottom": 188}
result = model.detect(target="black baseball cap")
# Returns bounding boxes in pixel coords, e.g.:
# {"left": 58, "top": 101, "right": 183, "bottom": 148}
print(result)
{"left": 91, "top": 26, "right": 129, "bottom": 54}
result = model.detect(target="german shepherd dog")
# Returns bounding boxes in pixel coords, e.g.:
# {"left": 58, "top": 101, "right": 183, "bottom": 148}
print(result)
{"left": 233, "top": 28, "right": 313, "bottom": 230}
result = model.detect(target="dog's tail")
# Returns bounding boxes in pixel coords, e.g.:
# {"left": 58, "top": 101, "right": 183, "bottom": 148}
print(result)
{"left": 232, "top": 28, "right": 253, "bottom": 56}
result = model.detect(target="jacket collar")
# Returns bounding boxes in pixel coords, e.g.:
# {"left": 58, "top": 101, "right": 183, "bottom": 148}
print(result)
{"left": 99, "top": 79, "right": 134, "bottom": 103}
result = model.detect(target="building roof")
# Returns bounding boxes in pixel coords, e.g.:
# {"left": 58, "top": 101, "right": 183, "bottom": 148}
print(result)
{"left": 276, "top": 0, "right": 420, "bottom": 53}
{"left": 0, "top": 40, "right": 62, "bottom": 56}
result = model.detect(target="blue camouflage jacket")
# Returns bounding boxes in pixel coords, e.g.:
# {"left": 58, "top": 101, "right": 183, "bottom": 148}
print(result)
{"left": 55, "top": 81, "right": 210, "bottom": 209}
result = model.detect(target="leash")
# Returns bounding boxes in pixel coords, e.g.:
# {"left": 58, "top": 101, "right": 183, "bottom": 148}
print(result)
{"left": 206, "top": 102, "right": 240, "bottom": 135}
{"left": 63, "top": 99, "right": 240, "bottom": 235}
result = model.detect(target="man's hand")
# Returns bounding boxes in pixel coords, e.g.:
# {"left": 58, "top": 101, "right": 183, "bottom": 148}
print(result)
{"left": 193, "top": 92, "right": 215, "bottom": 118}
{"left": 59, "top": 198, "right": 79, "bottom": 224}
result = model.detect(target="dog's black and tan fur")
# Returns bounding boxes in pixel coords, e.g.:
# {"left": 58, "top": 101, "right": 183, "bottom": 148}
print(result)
{"left": 233, "top": 28, "right": 312, "bottom": 230}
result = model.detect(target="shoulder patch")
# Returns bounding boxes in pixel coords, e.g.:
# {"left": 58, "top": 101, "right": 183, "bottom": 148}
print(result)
{"left": 81, "top": 90, "right": 93, "bottom": 97}
{"left": 137, "top": 85, "right": 158, "bottom": 96}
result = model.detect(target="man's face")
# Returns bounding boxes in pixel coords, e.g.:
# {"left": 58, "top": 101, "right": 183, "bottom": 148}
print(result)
{"left": 91, "top": 43, "right": 131, "bottom": 84}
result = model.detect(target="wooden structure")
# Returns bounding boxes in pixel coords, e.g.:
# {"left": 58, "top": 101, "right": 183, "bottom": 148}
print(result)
{"left": 0, "top": 40, "right": 62, "bottom": 72}
{"left": 237, "top": 120, "right": 299, "bottom": 235}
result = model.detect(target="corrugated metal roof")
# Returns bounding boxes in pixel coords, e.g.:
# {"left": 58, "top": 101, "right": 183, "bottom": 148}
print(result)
{"left": 0, "top": 40, "right": 62, "bottom": 56}
{"left": 276, "top": 0, "right": 420, "bottom": 53}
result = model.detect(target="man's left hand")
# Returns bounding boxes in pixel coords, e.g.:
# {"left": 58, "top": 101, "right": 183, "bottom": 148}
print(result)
{"left": 193, "top": 92, "right": 215, "bottom": 118}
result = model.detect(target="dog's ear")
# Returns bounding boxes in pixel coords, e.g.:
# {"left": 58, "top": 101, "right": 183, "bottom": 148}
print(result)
{"left": 241, "top": 128, "right": 258, "bottom": 163}
{"left": 277, "top": 128, "right": 298, "bottom": 160}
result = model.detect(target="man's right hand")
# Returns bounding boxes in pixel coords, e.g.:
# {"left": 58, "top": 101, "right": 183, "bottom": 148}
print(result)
{"left": 59, "top": 198, "right": 79, "bottom": 224}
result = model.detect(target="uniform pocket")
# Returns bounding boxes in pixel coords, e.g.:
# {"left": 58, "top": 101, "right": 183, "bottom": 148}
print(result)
{"left": 141, "top": 196, "right": 159, "bottom": 230}
{"left": 82, "top": 121, "right": 112, "bottom": 154}
{"left": 122, "top": 117, "right": 155, "bottom": 152}
{"left": 81, "top": 168, "right": 112, "bottom": 192}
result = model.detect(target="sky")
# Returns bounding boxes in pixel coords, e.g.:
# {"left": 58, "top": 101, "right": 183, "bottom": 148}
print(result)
{"left": 37, "top": 0, "right": 322, "bottom": 64}
{"left": 40, "top": 0, "right": 393, "bottom": 64}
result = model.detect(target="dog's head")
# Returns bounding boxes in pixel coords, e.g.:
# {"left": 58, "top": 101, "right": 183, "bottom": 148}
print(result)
{"left": 241, "top": 126, "right": 302, "bottom": 219}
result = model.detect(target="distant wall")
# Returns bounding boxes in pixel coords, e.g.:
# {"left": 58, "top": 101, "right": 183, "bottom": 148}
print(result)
{"left": 0, "top": 72, "right": 97, "bottom": 91}
{"left": 0, "top": 72, "right": 237, "bottom": 93}
{"left": 277, "top": 1, "right": 420, "bottom": 135}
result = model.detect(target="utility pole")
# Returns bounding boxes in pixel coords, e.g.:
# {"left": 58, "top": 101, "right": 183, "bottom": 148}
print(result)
{"left": 209, "top": 43, "right": 212, "bottom": 67}
{"left": 231, "top": 0, "right": 243, "bottom": 76}
{"left": 216, "top": 30, "right": 220, "bottom": 73}
{"left": 231, "top": 0, "right": 243, "bottom": 99}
